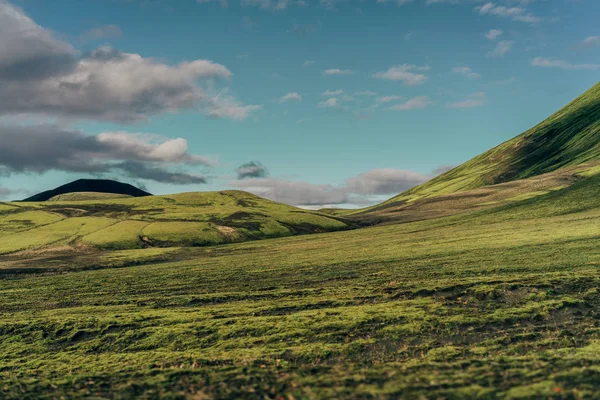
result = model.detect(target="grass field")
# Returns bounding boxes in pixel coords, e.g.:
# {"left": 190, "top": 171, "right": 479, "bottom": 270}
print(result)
{"left": 2, "top": 173, "right": 600, "bottom": 398}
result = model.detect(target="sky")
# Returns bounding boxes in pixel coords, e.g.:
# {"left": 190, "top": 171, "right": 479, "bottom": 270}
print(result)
{"left": 0, "top": 0, "right": 598, "bottom": 207}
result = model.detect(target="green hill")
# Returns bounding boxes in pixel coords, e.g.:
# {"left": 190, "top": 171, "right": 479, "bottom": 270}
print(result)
{"left": 373, "top": 81, "right": 600, "bottom": 209}
{"left": 0, "top": 190, "right": 349, "bottom": 254}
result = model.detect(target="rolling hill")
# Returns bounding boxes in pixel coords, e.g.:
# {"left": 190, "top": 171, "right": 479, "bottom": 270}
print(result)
{"left": 0, "top": 190, "right": 350, "bottom": 254}
{"left": 22, "top": 179, "right": 152, "bottom": 202}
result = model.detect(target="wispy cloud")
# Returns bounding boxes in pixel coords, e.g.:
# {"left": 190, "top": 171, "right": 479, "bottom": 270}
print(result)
{"left": 322, "top": 89, "right": 344, "bottom": 97}
{"left": 318, "top": 97, "right": 338, "bottom": 108}
{"left": 241, "top": 0, "right": 294, "bottom": 11}
{"left": 323, "top": 68, "right": 353, "bottom": 75}
{"left": 582, "top": 36, "right": 600, "bottom": 48}
{"left": 446, "top": 92, "right": 486, "bottom": 109}
{"left": 487, "top": 40, "right": 513, "bottom": 58}
{"left": 355, "top": 91, "right": 377, "bottom": 97}
{"left": 279, "top": 92, "right": 302, "bottom": 102}
{"left": 81, "top": 25, "right": 123, "bottom": 41}
{"left": 377, "top": 95, "right": 403, "bottom": 103}
{"left": 485, "top": 29, "right": 503, "bottom": 40}
{"left": 476, "top": 2, "right": 541, "bottom": 23}
{"left": 452, "top": 66, "right": 480, "bottom": 79}
{"left": 373, "top": 64, "right": 430, "bottom": 85}
{"left": 385, "top": 96, "right": 431, "bottom": 111}
{"left": 531, "top": 57, "right": 600, "bottom": 70}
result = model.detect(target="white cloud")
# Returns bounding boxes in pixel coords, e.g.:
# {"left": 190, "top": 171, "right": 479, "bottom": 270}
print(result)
{"left": 583, "top": 36, "right": 600, "bottom": 47}
{"left": 377, "top": 95, "right": 403, "bottom": 103}
{"left": 0, "top": 2, "right": 259, "bottom": 122}
{"left": 82, "top": 25, "right": 123, "bottom": 41}
{"left": 322, "top": 89, "right": 344, "bottom": 97}
{"left": 323, "top": 68, "right": 353, "bottom": 75}
{"left": 485, "top": 29, "right": 503, "bottom": 40}
{"left": 230, "top": 168, "right": 430, "bottom": 206}
{"left": 487, "top": 40, "right": 513, "bottom": 57}
{"left": 355, "top": 91, "right": 377, "bottom": 97}
{"left": 240, "top": 0, "right": 293, "bottom": 10}
{"left": 197, "top": 0, "right": 228, "bottom": 6}
{"left": 452, "top": 66, "right": 481, "bottom": 79}
{"left": 476, "top": 2, "right": 540, "bottom": 23}
{"left": 0, "top": 124, "right": 213, "bottom": 183}
{"left": 531, "top": 57, "right": 600, "bottom": 70}
{"left": 318, "top": 97, "right": 338, "bottom": 108}
{"left": 376, "top": 0, "right": 413, "bottom": 6}
{"left": 303, "top": 60, "right": 315, "bottom": 67}
{"left": 279, "top": 92, "right": 302, "bottom": 102}
{"left": 373, "top": 64, "right": 429, "bottom": 85}
{"left": 385, "top": 96, "right": 431, "bottom": 111}
{"left": 447, "top": 92, "right": 486, "bottom": 109}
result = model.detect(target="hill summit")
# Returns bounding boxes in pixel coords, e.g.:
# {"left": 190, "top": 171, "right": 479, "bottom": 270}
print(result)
{"left": 22, "top": 179, "right": 152, "bottom": 202}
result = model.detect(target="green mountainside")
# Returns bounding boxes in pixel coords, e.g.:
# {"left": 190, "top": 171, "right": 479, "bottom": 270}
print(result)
{"left": 374, "top": 81, "right": 600, "bottom": 208}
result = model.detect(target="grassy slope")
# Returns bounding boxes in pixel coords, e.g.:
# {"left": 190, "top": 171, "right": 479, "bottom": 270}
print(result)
{"left": 370, "top": 81, "right": 600, "bottom": 210}
{"left": 349, "top": 161, "right": 599, "bottom": 225}
{"left": 2, "top": 173, "right": 600, "bottom": 398}
{"left": 48, "top": 192, "right": 133, "bottom": 201}
{"left": 0, "top": 190, "right": 349, "bottom": 254}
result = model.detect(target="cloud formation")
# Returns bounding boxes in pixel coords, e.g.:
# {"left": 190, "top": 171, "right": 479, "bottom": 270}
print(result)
{"left": 318, "top": 98, "right": 338, "bottom": 108}
{"left": 0, "top": 124, "right": 211, "bottom": 184}
{"left": 373, "top": 64, "right": 430, "bottom": 85}
{"left": 583, "top": 36, "right": 600, "bottom": 47}
{"left": 0, "top": 2, "right": 258, "bottom": 122}
{"left": 531, "top": 57, "right": 600, "bottom": 70}
{"left": 377, "top": 95, "right": 403, "bottom": 104}
{"left": 446, "top": 92, "right": 486, "bottom": 109}
{"left": 487, "top": 40, "right": 513, "bottom": 58}
{"left": 323, "top": 68, "right": 353, "bottom": 75}
{"left": 279, "top": 92, "right": 302, "bottom": 103}
{"left": 322, "top": 89, "right": 344, "bottom": 97}
{"left": 81, "top": 25, "right": 123, "bottom": 41}
{"left": 485, "top": 29, "right": 503, "bottom": 40}
{"left": 386, "top": 96, "right": 431, "bottom": 111}
{"left": 230, "top": 168, "right": 432, "bottom": 206}
{"left": 236, "top": 161, "right": 269, "bottom": 179}
{"left": 476, "top": 2, "right": 540, "bottom": 23}
{"left": 452, "top": 66, "right": 480, "bottom": 79}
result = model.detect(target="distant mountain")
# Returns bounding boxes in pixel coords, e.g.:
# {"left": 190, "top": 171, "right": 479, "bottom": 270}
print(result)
{"left": 376, "top": 81, "right": 600, "bottom": 208}
{"left": 22, "top": 179, "right": 152, "bottom": 202}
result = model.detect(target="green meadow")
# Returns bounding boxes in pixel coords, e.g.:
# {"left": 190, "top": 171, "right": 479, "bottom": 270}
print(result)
{"left": 2, "top": 173, "right": 600, "bottom": 398}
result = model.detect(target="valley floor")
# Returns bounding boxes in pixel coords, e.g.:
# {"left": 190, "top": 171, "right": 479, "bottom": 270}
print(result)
{"left": 3, "top": 176, "right": 600, "bottom": 398}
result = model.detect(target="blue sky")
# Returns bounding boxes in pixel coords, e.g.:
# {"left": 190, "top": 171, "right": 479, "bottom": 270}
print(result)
{"left": 0, "top": 0, "right": 598, "bottom": 206}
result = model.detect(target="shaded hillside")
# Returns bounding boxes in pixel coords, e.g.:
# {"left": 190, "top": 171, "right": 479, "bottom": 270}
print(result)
{"left": 22, "top": 179, "right": 152, "bottom": 202}
{"left": 374, "top": 81, "right": 600, "bottom": 208}
{"left": 0, "top": 190, "right": 351, "bottom": 254}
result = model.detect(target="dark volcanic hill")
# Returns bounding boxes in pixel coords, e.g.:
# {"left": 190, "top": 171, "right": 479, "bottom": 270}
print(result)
{"left": 22, "top": 179, "right": 152, "bottom": 202}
